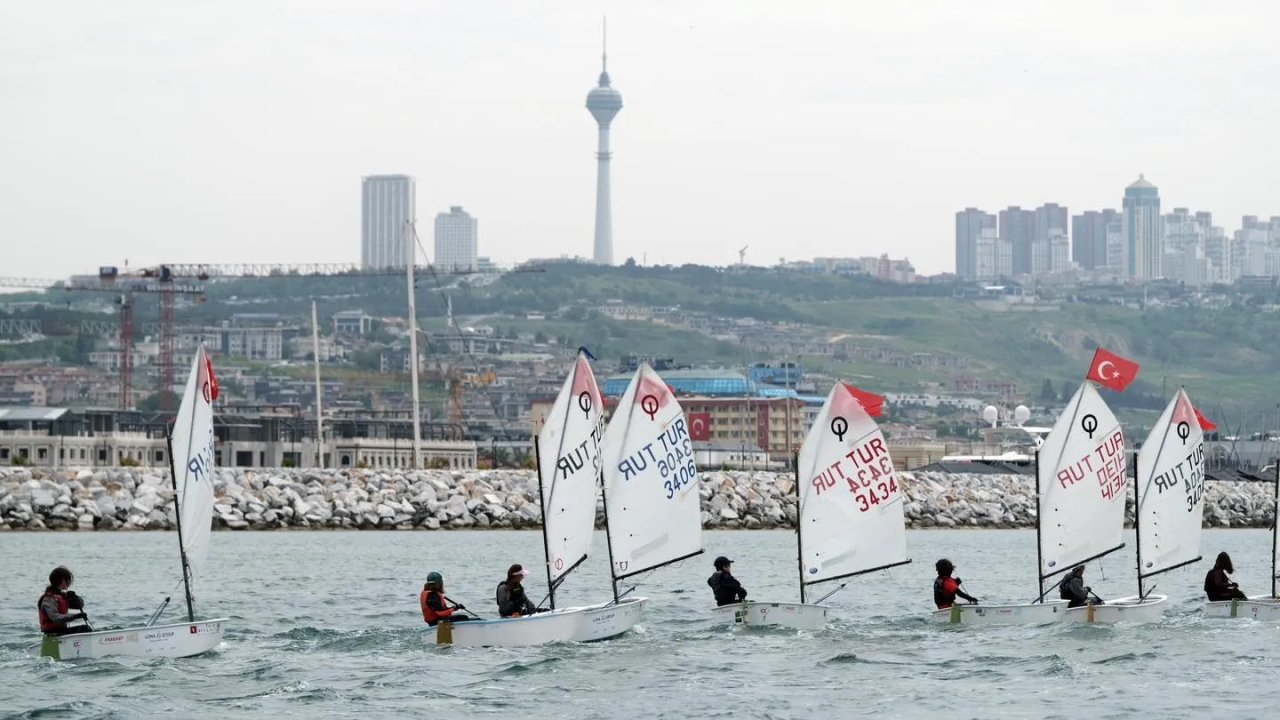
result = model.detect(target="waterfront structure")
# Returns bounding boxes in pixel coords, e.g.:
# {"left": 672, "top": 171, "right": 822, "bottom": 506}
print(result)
{"left": 361, "top": 175, "right": 416, "bottom": 270}
{"left": 1123, "top": 175, "right": 1162, "bottom": 279}
{"left": 433, "top": 206, "right": 479, "bottom": 272}
{"left": 586, "top": 29, "right": 622, "bottom": 266}
{"left": 0, "top": 406, "right": 476, "bottom": 470}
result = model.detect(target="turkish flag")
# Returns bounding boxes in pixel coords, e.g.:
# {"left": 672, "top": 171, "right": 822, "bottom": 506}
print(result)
{"left": 1085, "top": 347, "right": 1140, "bottom": 392}
{"left": 688, "top": 412, "right": 712, "bottom": 441}
{"left": 1194, "top": 406, "right": 1217, "bottom": 431}
{"left": 843, "top": 384, "right": 885, "bottom": 417}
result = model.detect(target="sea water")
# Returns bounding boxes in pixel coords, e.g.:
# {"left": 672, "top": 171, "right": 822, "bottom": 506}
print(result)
{"left": 1, "top": 529, "right": 1274, "bottom": 719}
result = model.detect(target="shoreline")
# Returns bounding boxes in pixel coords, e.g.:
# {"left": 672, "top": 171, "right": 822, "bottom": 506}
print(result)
{"left": 2, "top": 467, "right": 1274, "bottom": 532}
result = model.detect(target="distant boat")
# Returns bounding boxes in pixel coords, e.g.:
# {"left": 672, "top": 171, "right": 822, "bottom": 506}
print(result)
{"left": 39, "top": 345, "right": 228, "bottom": 659}
{"left": 716, "top": 382, "right": 910, "bottom": 630}
{"left": 427, "top": 350, "right": 643, "bottom": 646}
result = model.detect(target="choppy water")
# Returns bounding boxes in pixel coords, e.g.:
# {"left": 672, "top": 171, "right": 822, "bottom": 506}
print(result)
{"left": 2, "top": 528, "right": 1276, "bottom": 719}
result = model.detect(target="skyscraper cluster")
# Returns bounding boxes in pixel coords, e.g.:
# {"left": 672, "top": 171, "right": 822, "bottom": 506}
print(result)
{"left": 955, "top": 176, "right": 1280, "bottom": 286}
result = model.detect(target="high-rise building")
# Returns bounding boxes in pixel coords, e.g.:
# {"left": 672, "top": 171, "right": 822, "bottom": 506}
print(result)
{"left": 1030, "top": 204, "right": 1069, "bottom": 274}
{"left": 361, "top": 175, "right": 416, "bottom": 269}
{"left": 955, "top": 208, "right": 996, "bottom": 279}
{"left": 586, "top": 27, "right": 622, "bottom": 266}
{"left": 999, "top": 206, "right": 1036, "bottom": 274}
{"left": 1072, "top": 209, "right": 1121, "bottom": 270}
{"left": 1204, "top": 227, "right": 1231, "bottom": 284}
{"left": 1123, "top": 175, "right": 1162, "bottom": 279}
{"left": 1106, "top": 221, "right": 1125, "bottom": 275}
{"left": 433, "top": 206, "right": 479, "bottom": 272}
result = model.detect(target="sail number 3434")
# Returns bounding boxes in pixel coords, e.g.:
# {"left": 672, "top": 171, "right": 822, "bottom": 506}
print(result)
{"left": 811, "top": 437, "right": 899, "bottom": 512}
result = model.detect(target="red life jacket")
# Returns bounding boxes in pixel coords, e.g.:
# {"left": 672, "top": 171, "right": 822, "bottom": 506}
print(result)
{"left": 38, "top": 591, "right": 69, "bottom": 633}
{"left": 420, "top": 590, "right": 452, "bottom": 625}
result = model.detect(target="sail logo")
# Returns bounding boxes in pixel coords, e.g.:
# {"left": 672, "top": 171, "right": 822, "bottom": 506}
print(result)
{"left": 810, "top": 436, "right": 899, "bottom": 513}
{"left": 617, "top": 417, "right": 691, "bottom": 489}
{"left": 1152, "top": 443, "right": 1205, "bottom": 511}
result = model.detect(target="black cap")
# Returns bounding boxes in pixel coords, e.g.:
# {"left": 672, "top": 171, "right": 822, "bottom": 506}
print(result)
{"left": 714, "top": 556, "right": 733, "bottom": 570}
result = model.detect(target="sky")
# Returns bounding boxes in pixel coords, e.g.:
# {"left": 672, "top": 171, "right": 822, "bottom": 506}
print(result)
{"left": 2, "top": 0, "right": 1279, "bottom": 280}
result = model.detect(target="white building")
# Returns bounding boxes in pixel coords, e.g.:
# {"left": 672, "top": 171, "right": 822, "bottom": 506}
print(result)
{"left": 974, "top": 227, "right": 1012, "bottom": 280}
{"left": 1105, "top": 221, "right": 1126, "bottom": 275}
{"left": 1204, "top": 227, "right": 1233, "bottom": 284}
{"left": 361, "top": 175, "right": 416, "bottom": 270}
{"left": 433, "top": 206, "right": 479, "bottom": 272}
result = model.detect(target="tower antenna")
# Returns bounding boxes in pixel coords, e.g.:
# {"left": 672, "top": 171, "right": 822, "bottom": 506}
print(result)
{"left": 602, "top": 16, "right": 608, "bottom": 72}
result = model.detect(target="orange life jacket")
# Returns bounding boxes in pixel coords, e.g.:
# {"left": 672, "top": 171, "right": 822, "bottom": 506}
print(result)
{"left": 420, "top": 589, "right": 452, "bottom": 625}
{"left": 38, "top": 591, "right": 68, "bottom": 633}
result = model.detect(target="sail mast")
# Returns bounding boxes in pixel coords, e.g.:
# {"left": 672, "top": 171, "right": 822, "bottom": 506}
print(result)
{"left": 167, "top": 347, "right": 202, "bottom": 623}
{"left": 600, "top": 466, "right": 620, "bottom": 602}
{"left": 1264, "top": 456, "right": 1274, "bottom": 597}
{"left": 1035, "top": 449, "right": 1044, "bottom": 602}
{"left": 1133, "top": 451, "right": 1144, "bottom": 599}
{"left": 533, "top": 435, "right": 556, "bottom": 610}
{"left": 794, "top": 456, "right": 805, "bottom": 604}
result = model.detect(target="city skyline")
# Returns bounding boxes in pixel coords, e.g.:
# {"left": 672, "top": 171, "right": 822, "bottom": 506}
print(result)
{"left": 3, "top": 2, "right": 1280, "bottom": 279}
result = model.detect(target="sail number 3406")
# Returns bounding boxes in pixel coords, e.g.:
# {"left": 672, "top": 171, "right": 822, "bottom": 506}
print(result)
{"left": 661, "top": 438, "right": 697, "bottom": 499}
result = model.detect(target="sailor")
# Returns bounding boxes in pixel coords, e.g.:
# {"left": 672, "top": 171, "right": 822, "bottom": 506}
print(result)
{"left": 933, "top": 559, "right": 978, "bottom": 609}
{"left": 707, "top": 556, "right": 748, "bottom": 606}
{"left": 495, "top": 564, "right": 542, "bottom": 618}
{"left": 1059, "top": 565, "right": 1103, "bottom": 608}
{"left": 420, "top": 571, "right": 475, "bottom": 626}
{"left": 1204, "top": 552, "right": 1248, "bottom": 602}
{"left": 38, "top": 566, "right": 90, "bottom": 636}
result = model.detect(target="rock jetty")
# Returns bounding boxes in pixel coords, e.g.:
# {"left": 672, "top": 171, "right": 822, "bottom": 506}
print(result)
{"left": 0, "top": 468, "right": 1273, "bottom": 531}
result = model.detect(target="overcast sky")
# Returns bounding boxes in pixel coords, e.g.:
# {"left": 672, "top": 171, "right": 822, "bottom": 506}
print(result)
{"left": 2, "top": 0, "right": 1278, "bottom": 280}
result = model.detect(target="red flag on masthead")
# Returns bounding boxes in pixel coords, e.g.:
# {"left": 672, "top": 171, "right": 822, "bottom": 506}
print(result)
{"left": 843, "top": 384, "right": 885, "bottom": 418}
{"left": 1194, "top": 406, "right": 1217, "bottom": 431}
{"left": 1085, "top": 347, "right": 1140, "bottom": 392}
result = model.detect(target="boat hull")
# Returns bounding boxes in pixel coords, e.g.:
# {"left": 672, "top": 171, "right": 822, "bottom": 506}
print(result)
{"left": 713, "top": 601, "right": 831, "bottom": 631}
{"left": 1063, "top": 595, "right": 1167, "bottom": 624}
{"left": 37, "top": 618, "right": 227, "bottom": 660}
{"left": 572, "top": 597, "right": 647, "bottom": 641}
{"left": 1204, "top": 595, "right": 1280, "bottom": 619}
{"left": 427, "top": 598, "right": 645, "bottom": 647}
{"left": 929, "top": 600, "right": 1068, "bottom": 625}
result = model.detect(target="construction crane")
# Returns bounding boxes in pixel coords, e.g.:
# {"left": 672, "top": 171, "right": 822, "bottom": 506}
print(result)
{"left": 0, "top": 271, "right": 205, "bottom": 409}
{"left": 738, "top": 246, "right": 748, "bottom": 266}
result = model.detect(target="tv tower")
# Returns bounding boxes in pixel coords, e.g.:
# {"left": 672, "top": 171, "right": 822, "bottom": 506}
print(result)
{"left": 586, "top": 18, "right": 622, "bottom": 265}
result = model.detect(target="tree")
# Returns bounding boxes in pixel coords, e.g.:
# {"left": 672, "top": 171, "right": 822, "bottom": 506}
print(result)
{"left": 1039, "top": 378, "right": 1057, "bottom": 402}
{"left": 1060, "top": 380, "right": 1074, "bottom": 401}
{"left": 534, "top": 331, "right": 548, "bottom": 344}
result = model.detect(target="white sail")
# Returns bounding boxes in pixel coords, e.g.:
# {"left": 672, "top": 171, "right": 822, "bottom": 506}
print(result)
{"left": 1038, "top": 381, "right": 1127, "bottom": 578}
{"left": 797, "top": 383, "right": 909, "bottom": 585}
{"left": 169, "top": 345, "right": 218, "bottom": 602}
{"left": 537, "top": 352, "right": 606, "bottom": 588}
{"left": 600, "top": 363, "right": 703, "bottom": 580}
{"left": 1136, "top": 389, "right": 1205, "bottom": 577}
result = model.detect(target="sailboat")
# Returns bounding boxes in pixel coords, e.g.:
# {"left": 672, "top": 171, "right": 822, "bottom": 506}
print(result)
{"left": 428, "top": 350, "right": 644, "bottom": 646}
{"left": 717, "top": 382, "right": 910, "bottom": 630}
{"left": 1205, "top": 463, "right": 1280, "bottom": 619}
{"left": 1082, "top": 389, "right": 1206, "bottom": 622}
{"left": 598, "top": 362, "right": 704, "bottom": 608}
{"left": 40, "top": 345, "right": 228, "bottom": 659}
{"left": 934, "top": 382, "right": 1129, "bottom": 625}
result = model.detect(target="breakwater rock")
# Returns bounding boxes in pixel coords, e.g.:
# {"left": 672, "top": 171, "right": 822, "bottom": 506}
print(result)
{"left": 0, "top": 468, "right": 1274, "bottom": 531}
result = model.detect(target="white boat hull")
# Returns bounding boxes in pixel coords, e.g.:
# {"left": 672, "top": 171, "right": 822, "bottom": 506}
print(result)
{"left": 572, "top": 597, "right": 647, "bottom": 641}
{"left": 427, "top": 598, "right": 645, "bottom": 647}
{"left": 1204, "top": 595, "right": 1280, "bottom": 619}
{"left": 1063, "top": 595, "right": 1167, "bottom": 624}
{"left": 713, "top": 601, "right": 831, "bottom": 631}
{"left": 930, "top": 600, "right": 1068, "bottom": 626}
{"left": 37, "top": 618, "right": 227, "bottom": 660}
